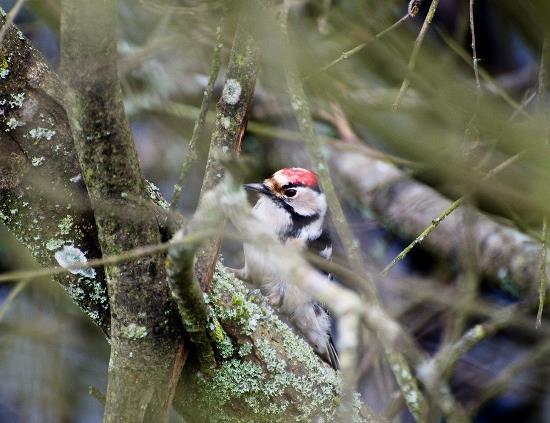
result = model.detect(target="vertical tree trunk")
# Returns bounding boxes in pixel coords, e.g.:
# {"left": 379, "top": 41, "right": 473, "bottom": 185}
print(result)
{"left": 60, "top": 1, "right": 185, "bottom": 421}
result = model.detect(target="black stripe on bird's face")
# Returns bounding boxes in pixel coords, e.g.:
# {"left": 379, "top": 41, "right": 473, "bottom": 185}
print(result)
{"left": 244, "top": 182, "right": 321, "bottom": 241}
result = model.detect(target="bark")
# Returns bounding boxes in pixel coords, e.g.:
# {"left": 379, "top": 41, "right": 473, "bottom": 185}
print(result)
{"left": 0, "top": 12, "right": 109, "bottom": 333}
{"left": 0, "top": 13, "right": 362, "bottom": 423}
{"left": 194, "top": 14, "right": 259, "bottom": 292}
{"left": 173, "top": 264, "right": 347, "bottom": 423}
{"left": 332, "top": 146, "right": 544, "bottom": 296}
{"left": 59, "top": 1, "right": 184, "bottom": 421}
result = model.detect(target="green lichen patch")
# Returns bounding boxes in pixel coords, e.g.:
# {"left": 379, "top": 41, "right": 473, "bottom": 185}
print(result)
{"left": 124, "top": 323, "right": 148, "bottom": 339}
{"left": 58, "top": 215, "right": 74, "bottom": 235}
{"left": 9, "top": 92, "right": 25, "bottom": 108}
{"left": 177, "top": 265, "right": 350, "bottom": 422}
{"left": 209, "top": 265, "right": 263, "bottom": 336}
{"left": 6, "top": 117, "right": 24, "bottom": 130}
{"left": 238, "top": 342, "right": 253, "bottom": 357}
{"left": 145, "top": 179, "right": 170, "bottom": 209}
{"left": 0, "top": 54, "right": 9, "bottom": 79}
{"left": 29, "top": 127, "right": 56, "bottom": 141}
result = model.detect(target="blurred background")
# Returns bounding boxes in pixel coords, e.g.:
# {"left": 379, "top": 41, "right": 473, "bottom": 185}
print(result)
{"left": 2, "top": 0, "right": 550, "bottom": 421}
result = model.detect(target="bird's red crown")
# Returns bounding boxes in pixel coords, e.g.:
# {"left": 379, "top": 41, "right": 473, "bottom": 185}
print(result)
{"left": 277, "top": 167, "right": 319, "bottom": 188}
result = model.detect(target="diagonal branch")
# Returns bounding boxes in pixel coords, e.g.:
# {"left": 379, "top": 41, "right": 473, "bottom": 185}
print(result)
{"left": 170, "top": 12, "right": 226, "bottom": 211}
{"left": 166, "top": 228, "right": 217, "bottom": 374}
{"left": 194, "top": 10, "right": 260, "bottom": 293}
{"left": 0, "top": 12, "right": 110, "bottom": 333}
{"left": 279, "top": 3, "right": 427, "bottom": 418}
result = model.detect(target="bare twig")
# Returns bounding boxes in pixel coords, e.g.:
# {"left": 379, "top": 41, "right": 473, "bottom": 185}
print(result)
{"left": 439, "top": 29, "right": 532, "bottom": 119}
{"left": 279, "top": 2, "right": 427, "bottom": 418}
{"left": 393, "top": 0, "right": 440, "bottom": 110}
{"left": 170, "top": 14, "right": 225, "bottom": 210}
{"left": 538, "top": 33, "right": 550, "bottom": 123}
{"left": 0, "top": 229, "right": 216, "bottom": 284}
{"left": 305, "top": 1, "right": 422, "bottom": 81}
{"left": 537, "top": 217, "right": 548, "bottom": 328}
{"left": 468, "top": 339, "right": 550, "bottom": 415}
{"left": 89, "top": 385, "right": 107, "bottom": 406}
{"left": 0, "top": 280, "right": 28, "bottom": 321}
{"left": 469, "top": 0, "right": 481, "bottom": 91}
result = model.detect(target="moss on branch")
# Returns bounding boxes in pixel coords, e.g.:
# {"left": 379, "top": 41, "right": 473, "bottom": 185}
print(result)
{"left": 174, "top": 265, "right": 371, "bottom": 423}
{"left": 166, "top": 229, "right": 217, "bottom": 375}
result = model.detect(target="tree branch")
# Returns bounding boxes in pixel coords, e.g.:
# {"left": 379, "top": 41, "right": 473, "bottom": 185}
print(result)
{"left": 166, "top": 228, "right": 217, "bottom": 375}
{"left": 194, "top": 10, "right": 259, "bottom": 292}
{"left": 0, "top": 12, "right": 110, "bottom": 333}
{"left": 60, "top": 1, "right": 185, "bottom": 421}
{"left": 331, "top": 146, "right": 546, "bottom": 295}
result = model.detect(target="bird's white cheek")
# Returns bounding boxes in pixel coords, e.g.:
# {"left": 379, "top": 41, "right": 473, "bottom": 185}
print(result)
{"left": 252, "top": 196, "right": 292, "bottom": 235}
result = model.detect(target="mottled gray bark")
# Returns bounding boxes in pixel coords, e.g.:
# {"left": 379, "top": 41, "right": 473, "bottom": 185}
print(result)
{"left": 332, "top": 147, "right": 544, "bottom": 296}
{"left": 59, "top": 1, "right": 185, "bottom": 421}
{"left": 194, "top": 15, "right": 259, "bottom": 292}
{"left": 0, "top": 12, "right": 109, "bottom": 333}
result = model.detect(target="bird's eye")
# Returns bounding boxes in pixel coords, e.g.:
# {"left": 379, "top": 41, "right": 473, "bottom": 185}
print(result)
{"left": 284, "top": 188, "right": 297, "bottom": 197}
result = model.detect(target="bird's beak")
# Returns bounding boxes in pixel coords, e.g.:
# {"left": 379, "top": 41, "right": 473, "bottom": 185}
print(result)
{"left": 243, "top": 183, "right": 271, "bottom": 196}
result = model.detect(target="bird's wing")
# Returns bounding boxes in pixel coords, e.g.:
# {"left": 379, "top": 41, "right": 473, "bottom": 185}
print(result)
{"left": 308, "top": 228, "right": 340, "bottom": 370}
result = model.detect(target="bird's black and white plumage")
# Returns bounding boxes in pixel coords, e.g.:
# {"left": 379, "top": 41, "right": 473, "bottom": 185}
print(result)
{"left": 242, "top": 167, "right": 339, "bottom": 369}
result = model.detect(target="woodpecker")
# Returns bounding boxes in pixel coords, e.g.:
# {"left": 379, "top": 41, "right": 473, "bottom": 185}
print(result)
{"left": 242, "top": 167, "right": 339, "bottom": 369}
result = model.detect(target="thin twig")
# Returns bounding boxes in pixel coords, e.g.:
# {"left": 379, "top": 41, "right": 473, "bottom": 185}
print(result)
{"left": 279, "top": 2, "right": 427, "bottom": 418}
{"left": 89, "top": 385, "right": 107, "bottom": 406}
{"left": 539, "top": 33, "right": 550, "bottom": 146}
{"left": 469, "top": 0, "right": 481, "bottom": 91}
{"left": 382, "top": 152, "right": 523, "bottom": 276}
{"left": 468, "top": 339, "right": 550, "bottom": 415}
{"left": 510, "top": 90, "right": 536, "bottom": 121}
{"left": 0, "top": 229, "right": 217, "bottom": 284}
{"left": 170, "top": 14, "right": 225, "bottom": 210}
{"left": 439, "top": 29, "right": 532, "bottom": 120}
{"left": 0, "top": 0, "right": 26, "bottom": 46}
{"left": 419, "top": 306, "right": 515, "bottom": 383}
{"left": 156, "top": 99, "right": 417, "bottom": 167}
{"left": 305, "top": 1, "right": 421, "bottom": 81}
{"left": 0, "top": 280, "right": 28, "bottom": 320}
{"left": 393, "top": 0, "right": 440, "bottom": 110}
{"left": 537, "top": 216, "right": 548, "bottom": 328}
{"left": 281, "top": 2, "right": 365, "bottom": 416}
{"left": 418, "top": 306, "right": 515, "bottom": 421}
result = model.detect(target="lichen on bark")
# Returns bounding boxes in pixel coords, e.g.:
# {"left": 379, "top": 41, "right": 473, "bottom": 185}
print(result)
{"left": 0, "top": 12, "right": 110, "bottom": 333}
{"left": 174, "top": 264, "right": 360, "bottom": 423}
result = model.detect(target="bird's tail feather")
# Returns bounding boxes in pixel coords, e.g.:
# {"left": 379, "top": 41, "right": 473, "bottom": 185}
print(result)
{"left": 327, "top": 337, "right": 339, "bottom": 370}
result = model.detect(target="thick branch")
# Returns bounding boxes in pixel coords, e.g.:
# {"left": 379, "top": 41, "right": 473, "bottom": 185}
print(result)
{"left": 0, "top": 12, "right": 109, "bottom": 332}
{"left": 60, "top": 1, "right": 184, "bottom": 421}
{"left": 332, "top": 147, "right": 546, "bottom": 295}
